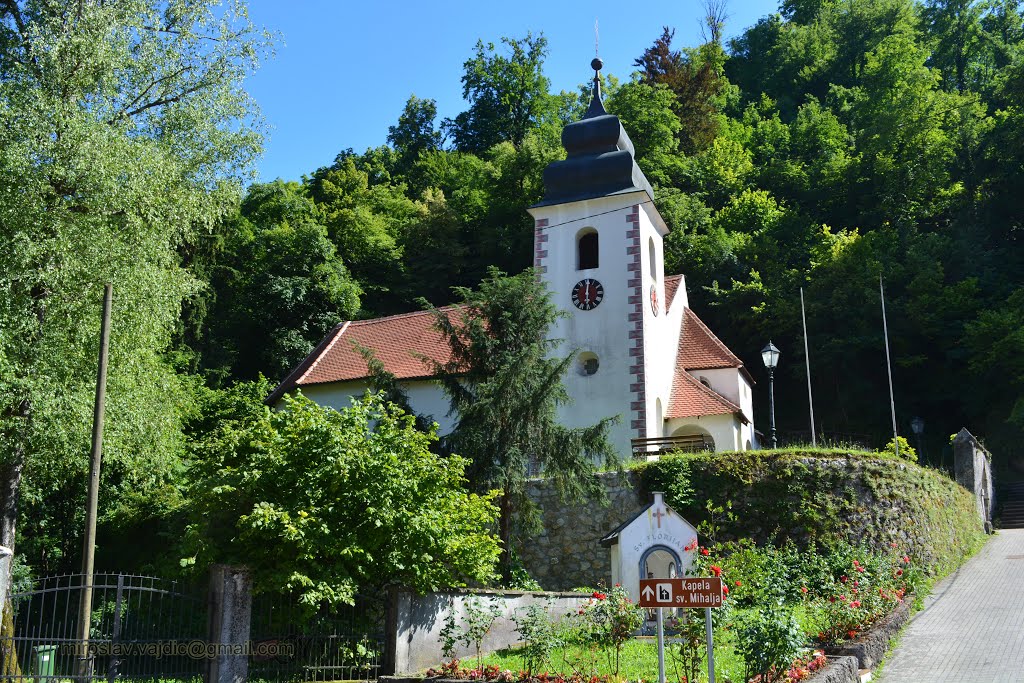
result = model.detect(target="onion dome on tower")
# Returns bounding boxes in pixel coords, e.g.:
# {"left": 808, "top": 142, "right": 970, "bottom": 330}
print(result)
{"left": 533, "top": 58, "right": 654, "bottom": 207}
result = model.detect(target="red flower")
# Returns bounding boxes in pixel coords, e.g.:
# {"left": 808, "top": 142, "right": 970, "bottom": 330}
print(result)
{"left": 895, "top": 569, "right": 903, "bottom": 577}
{"left": 850, "top": 600, "right": 862, "bottom": 608}
{"left": 840, "top": 575, "right": 848, "bottom": 583}
{"left": 700, "top": 547, "right": 710, "bottom": 556}
{"left": 684, "top": 538, "right": 699, "bottom": 551}
{"left": 857, "top": 566, "right": 865, "bottom": 573}
{"left": 592, "top": 592, "right": 607, "bottom": 600}
{"left": 801, "top": 586, "right": 809, "bottom": 594}
{"left": 902, "top": 555, "right": 910, "bottom": 564}
{"left": 853, "top": 560, "right": 860, "bottom": 567}
{"left": 722, "top": 585, "right": 729, "bottom": 595}
{"left": 735, "top": 580, "right": 742, "bottom": 587}
{"left": 710, "top": 565, "right": 722, "bottom": 577}
{"left": 847, "top": 630, "right": 858, "bottom": 639}
{"left": 839, "top": 594, "right": 847, "bottom": 601}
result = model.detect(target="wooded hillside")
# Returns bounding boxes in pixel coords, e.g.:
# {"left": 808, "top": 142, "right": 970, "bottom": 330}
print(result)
{"left": 3, "top": 0, "right": 1022, "bottom": 577}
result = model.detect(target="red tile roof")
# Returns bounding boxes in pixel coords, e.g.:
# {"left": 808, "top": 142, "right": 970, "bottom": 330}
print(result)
{"left": 667, "top": 307, "right": 750, "bottom": 422}
{"left": 665, "top": 274, "right": 683, "bottom": 312}
{"left": 666, "top": 370, "right": 745, "bottom": 420}
{"left": 269, "top": 275, "right": 752, "bottom": 426}
{"left": 679, "top": 308, "right": 744, "bottom": 370}
{"left": 267, "top": 308, "right": 456, "bottom": 403}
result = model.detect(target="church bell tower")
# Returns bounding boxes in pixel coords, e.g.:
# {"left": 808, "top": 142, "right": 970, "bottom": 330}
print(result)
{"left": 527, "top": 58, "right": 681, "bottom": 457}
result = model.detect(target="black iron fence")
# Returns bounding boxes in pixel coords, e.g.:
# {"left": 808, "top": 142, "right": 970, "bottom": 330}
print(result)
{"left": 776, "top": 430, "right": 876, "bottom": 450}
{"left": 1, "top": 573, "right": 205, "bottom": 682}
{"left": 1, "top": 571, "right": 385, "bottom": 682}
{"left": 248, "top": 592, "right": 385, "bottom": 682}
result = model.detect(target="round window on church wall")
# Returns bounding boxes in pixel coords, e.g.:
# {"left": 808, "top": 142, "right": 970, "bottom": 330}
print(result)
{"left": 579, "top": 352, "right": 599, "bottom": 376}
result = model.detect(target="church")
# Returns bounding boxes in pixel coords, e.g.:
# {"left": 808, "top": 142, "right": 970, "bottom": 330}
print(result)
{"left": 268, "top": 59, "right": 758, "bottom": 458}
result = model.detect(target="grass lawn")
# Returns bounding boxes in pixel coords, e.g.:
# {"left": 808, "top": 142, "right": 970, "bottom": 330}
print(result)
{"left": 479, "top": 624, "right": 747, "bottom": 682}
{"left": 476, "top": 604, "right": 827, "bottom": 683}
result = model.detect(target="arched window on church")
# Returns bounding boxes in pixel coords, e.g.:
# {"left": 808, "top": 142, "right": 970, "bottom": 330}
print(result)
{"left": 648, "top": 237, "right": 657, "bottom": 281}
{"left": 577, "top": 229, "right": 598, "bottom": 270}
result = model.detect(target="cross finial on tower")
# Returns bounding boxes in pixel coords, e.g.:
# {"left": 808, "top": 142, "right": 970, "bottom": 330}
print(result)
{"left": 584, "top": 52, "right": 606, "bottom": 118}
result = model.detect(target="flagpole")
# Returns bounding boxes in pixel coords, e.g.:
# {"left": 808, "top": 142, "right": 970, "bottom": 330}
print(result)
{"left": 880, "top": 276, "right": 898, "bottom": 458}
{"left": 800, "top": 287, "right": 816, "bottom": 447}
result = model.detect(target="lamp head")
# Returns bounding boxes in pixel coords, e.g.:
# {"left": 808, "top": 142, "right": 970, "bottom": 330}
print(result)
{"left": 911, "top": 416, "right": 925, "bottom": 435}
{"left": 761, "top": 341, "right": 780, "bottom": 370}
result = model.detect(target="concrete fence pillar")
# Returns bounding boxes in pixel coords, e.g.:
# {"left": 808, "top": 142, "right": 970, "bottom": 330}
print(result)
{"left": 205, "top": 565, "right": 252, "bottom": 683}
{"left": 0, "top": 546, "right": 11, "bottom": 624}
{"left": 953, "top": 428, "right": 995, "bottom": 532}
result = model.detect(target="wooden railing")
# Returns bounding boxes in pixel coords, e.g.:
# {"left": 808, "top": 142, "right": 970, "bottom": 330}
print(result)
{"left": 631, "top": 434, "right": 715, "bottom": 458}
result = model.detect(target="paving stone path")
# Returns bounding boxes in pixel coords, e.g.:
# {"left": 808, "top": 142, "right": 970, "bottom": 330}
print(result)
{"left": 878, "top": 528, "right": 1024, "bottom": 683}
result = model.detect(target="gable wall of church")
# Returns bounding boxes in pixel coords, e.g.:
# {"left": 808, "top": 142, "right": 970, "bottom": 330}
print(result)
{"left": 298, "top": 380, "right": 457, "bottom": 435}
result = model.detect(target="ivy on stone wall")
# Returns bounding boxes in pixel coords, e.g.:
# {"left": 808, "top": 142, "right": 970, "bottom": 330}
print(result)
{"left": 636, "top": 449, "right": 986, "bottom": 577}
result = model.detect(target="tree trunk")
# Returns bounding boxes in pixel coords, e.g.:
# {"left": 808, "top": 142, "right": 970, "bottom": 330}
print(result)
{"left": 0, "top": 451, "right": 24, "bottom": 553}
{"left": 498, "top": 492, "right": 512, "bottom": 581}
{"left": 0, "top": 408, "right": 26, "bottom": 679}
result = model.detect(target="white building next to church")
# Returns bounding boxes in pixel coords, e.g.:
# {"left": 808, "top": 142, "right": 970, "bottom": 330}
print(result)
{"left": 269, "top": 60, "right": 758, "bottom": 458}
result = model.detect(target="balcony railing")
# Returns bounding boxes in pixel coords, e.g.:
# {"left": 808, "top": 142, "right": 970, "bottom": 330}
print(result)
{"left": 631, "top": 434, "right": 715, "bottom": 459}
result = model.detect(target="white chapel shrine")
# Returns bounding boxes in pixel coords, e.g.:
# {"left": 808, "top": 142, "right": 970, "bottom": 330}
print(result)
{"left": 268, "top": 59, "right": 758, "bottom": 458}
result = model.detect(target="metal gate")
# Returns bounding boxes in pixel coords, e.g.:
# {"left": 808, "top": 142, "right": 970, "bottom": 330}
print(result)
{"left": 248, "top": 592, "right": 385, "bottom": 682}
{"left": 1, "top": 573, "right": 205, "bottom": 682}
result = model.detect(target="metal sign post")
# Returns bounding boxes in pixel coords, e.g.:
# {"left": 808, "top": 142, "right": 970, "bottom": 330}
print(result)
{"left": 656, "top": 607, "right": 666, "bottom": 683}
{"left": 705, "top": 607, "right": 716, "bottom": 683}
{"left": 640, "top": 578, "right": 724, "bottom": 683}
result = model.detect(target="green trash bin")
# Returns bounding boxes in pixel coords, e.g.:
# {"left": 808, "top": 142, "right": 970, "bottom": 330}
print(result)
{"left": 31, "top": 645, "right": 57, "bottom": 681}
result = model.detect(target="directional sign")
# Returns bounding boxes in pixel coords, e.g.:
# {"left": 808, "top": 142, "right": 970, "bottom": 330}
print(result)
{"left": 639, "top": 577, "right": 724, "bottom": 608}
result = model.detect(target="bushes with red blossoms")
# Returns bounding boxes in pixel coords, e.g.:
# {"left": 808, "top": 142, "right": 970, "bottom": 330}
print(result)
{"left": 802, "top": 545, "right": 917, "bottom": 644}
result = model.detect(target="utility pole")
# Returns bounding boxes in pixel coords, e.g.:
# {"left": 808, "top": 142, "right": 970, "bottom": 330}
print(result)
{"left": 880, "top": 276, "right": 898, "bottom": 458}
{"left": 800, "top": 288, "right": 816, "bottom": 447}
{"left": 76, "top": 283, "right": 112, "bottom": 679}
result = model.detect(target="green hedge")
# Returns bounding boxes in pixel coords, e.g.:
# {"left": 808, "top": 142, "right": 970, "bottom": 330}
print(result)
{"left": 636, "top": 449, "right": 986, "bottom": 577}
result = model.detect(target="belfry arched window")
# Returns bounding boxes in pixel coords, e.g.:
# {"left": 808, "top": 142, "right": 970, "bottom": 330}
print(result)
{"left": 577, "top": 229, "right": 598, "bottom": 270}
{"left": 648, "top": 237, "right": 657, "bottom": 281}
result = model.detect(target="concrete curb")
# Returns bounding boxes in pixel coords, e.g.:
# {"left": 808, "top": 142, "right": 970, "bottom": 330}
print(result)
{"left": 825, "top": 599, "right": 913, "bottom": 669}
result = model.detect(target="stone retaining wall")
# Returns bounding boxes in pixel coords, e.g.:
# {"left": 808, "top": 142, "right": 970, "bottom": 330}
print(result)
{"left": 515, "top": 471, "right": 644, "bottom": 591}
{"left": 518, "top": 450, "right": 986, "bottom": 591}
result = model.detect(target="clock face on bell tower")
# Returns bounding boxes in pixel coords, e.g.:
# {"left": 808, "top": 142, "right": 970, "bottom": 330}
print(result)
{"left": 571, "top": 278, "right": 604, "bottom": 310}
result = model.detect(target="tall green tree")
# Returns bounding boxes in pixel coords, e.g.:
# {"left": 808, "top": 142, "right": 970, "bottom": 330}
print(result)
{"left": 0, "top": 0, "right": 268, "bottom": 570}
{"left": 634, "top": 27, "right": 730, "bottom": 155}
{"left": 201, "top": 181, "right": 361, "bottom": 383}
{"left": 426, "top": 269, "right": 618, "bottom": 577}
{"left": 387, "top": 94, "right": 442, "bottom": 175}
{"left": 445, "top": 34, "right": 556, "bottom": 154}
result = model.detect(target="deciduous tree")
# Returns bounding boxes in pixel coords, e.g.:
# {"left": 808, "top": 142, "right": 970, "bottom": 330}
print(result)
{"left": 183, "top": 382, "right": 500, "bottom": 605}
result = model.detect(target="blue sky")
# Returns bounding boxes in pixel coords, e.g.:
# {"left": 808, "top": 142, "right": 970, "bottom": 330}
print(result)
{"left": 244, "top": 0, "right": 781, "bottom": 184}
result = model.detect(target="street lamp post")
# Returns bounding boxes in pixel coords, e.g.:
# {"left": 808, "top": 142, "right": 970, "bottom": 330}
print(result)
{"left": 761, "top": 341, "right": 781, "bottom": 449}
{"left": 911, "top": 416, "right": 925, "bottom": 465}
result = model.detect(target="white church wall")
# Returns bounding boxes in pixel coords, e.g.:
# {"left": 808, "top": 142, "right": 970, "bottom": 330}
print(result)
{"left": 529, "top": 192, "right": 653, "bottom": 458}
{"left": 299, "top": 380, "right": 457, "bottom": 435}
{"left": 637, "top": 202, "right": 682, "bottom": 443}
{"left": 694, "top": 367, "right": 742, "bottom": 407}
{"left": 666, "top": 414, "right": 740, "bottom": 452}
{"left": 689, "top": 368, "right": 756, "bottom": 451}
